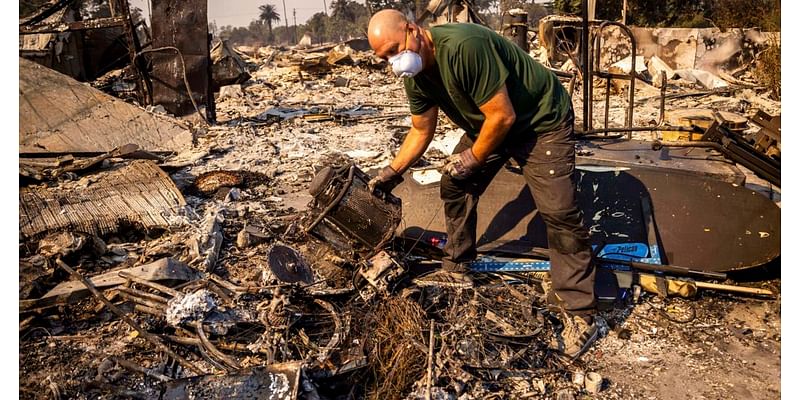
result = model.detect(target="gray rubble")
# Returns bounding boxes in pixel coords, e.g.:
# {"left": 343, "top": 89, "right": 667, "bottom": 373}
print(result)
{"left": 19, "top": 24, "right": 781, "bottom": 400}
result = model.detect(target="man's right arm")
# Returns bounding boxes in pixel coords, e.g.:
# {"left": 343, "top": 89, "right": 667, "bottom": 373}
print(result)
{"left": 389, "top": 106, "right": 438, "bottom": 174}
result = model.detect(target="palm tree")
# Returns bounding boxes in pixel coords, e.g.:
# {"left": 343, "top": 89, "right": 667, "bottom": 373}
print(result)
{"left": 258, "top": 3, "right": 281, "bottom": 41}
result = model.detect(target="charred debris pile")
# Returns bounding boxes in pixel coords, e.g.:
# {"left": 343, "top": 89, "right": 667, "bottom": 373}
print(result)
{"left": 19, "top": 11, "right": 781, "bottom": 400}
{"left": 19, "top": 43, "right": 585, "bottom": 399}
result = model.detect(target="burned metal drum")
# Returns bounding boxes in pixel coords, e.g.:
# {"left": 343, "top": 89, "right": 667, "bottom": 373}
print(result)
{"left": 307, "top": 165, "right": 401, "bottom": 253}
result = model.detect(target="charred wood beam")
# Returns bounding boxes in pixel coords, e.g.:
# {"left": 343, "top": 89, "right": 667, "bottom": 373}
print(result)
{"left": 109, "top": 356, "right": 172, "bottom": 383}
{"left": 19, "top": 0, "right": 76, "bottom": 26}
{"left": 196, "top": 323, "right": 241, "bottom": 371}
{"left": 120, "top": 293, "right": 167, "bottom": 311}
{"left": 119, "top": 271, "right": 180, "bottom": 298}
{"left": 117, "top": 286, "right": 170, "bottom": 304}
{"left": 19, "top": 17, "right": 128, "bottom": 34}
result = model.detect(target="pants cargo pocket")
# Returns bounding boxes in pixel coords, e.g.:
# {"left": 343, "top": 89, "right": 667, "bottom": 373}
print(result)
{"left": 520, "top": 140, "right": 576, "bottom": 215}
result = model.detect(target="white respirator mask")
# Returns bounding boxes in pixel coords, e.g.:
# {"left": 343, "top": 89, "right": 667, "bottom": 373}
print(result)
{"left": 388, "top": 25, "right": 423, "bottom": 78}
{"left": 389, "top": 50, "right": 423, "bottom": 78}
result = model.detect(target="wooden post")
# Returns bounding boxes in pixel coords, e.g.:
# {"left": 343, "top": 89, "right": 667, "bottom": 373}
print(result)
{"left": 622, "top": 0, "right": 627, "bottom": 25}
{"left": 282, "top": 0, "right": 289, "bottom": 44}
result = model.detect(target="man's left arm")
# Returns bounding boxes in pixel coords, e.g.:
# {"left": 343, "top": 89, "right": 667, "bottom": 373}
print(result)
{"left": 441, "top": 84, "right": 515, "bottom": 179}
{"left": 441, "top": 38, "right": 515, "bottom": 178}
{"left": 470, "top": 84, "right": 516, "bottom": 163}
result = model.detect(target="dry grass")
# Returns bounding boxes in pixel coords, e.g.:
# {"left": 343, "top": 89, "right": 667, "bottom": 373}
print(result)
{"left": 364, "top": 297, "right": 428, "bottom": 400}
{"left": 754, "top": 39, "right": 781, "bottom": 100}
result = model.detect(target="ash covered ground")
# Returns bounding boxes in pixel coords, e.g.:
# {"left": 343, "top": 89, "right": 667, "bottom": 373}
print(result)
{"left": 20, "top": 42, "right": 780, "bottom": 400}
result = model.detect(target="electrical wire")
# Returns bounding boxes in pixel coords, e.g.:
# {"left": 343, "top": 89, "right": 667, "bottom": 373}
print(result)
{"left": 400, "top": 201, "right": 444, "bottom": 262}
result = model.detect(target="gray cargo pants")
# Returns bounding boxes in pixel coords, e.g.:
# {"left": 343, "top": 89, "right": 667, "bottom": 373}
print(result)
{"left": 440, "top": 110, "right": 596, "bottom": 317}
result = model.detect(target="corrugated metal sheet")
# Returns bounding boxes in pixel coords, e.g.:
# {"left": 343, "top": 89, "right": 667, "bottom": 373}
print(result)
{"left": 20, "top": 160, "right": 186, "bottom": 239}
{"left": 19, "top": 57, "right": 192, "bottom": 153}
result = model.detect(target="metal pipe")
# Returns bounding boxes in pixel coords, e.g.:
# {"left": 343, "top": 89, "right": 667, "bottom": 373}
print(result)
{"left": 581, "top": 0, "right": 590, "bottom": 132}
{"left": 694, "top": 281, "right": 774, "bottom": 296}
{"left": 133, "top": 304, "right": 165, "bottom": 317}
{"left": 54, "top": 259, "right": 205, "bottom": 375}
{"left": 659, "top": 71, "right": 667, "bottom": 126}
{"left": 162, "top": 334, "right": 201, "bottom": 346}
{"left": 109, "top": 356, "right": 172, "bottom": 383}
{"left": 576, "top": 125, "right": 697, "bottom": 136}
{"left": 604, "top": 76, "right": 611, "bottom": 132}
{"left": 118, "top": 271, "right": 179, "bottom": 298}
{"left": 587, "top": 19, "right": 594, "bottom": 132}
{"left": 597, "top": 257, "right": 727, "bottom": 280}
{"left": 117, "top": 286, "right": 169, "bottom": 304}
{"left": 206, "top": 281, "right": 233, "bottom": 304}
{"left": 594, "top": 71, "right": 634, "bottom": 80}
{"left": 651, "top": 140, "right": 724, "bottom": 151}
{"left": 627, "top": 32, "right": 636, "bottom": 135}
{"left": 119, "top": 293, "right": 166, "bottom": 312}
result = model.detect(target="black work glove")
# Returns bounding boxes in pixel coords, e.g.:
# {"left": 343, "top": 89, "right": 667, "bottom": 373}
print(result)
{"left": 368, "top": 165, "right": 404, "bottom": 194}
{"left": 441, "top": 148, "right": 481, "bottom": 180}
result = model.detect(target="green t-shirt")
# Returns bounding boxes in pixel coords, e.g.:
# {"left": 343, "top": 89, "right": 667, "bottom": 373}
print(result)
{"left": 405, "top": 23, "right": 570, "bottom": 139}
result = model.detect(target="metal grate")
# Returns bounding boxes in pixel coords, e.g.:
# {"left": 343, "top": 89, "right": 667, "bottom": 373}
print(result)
{"left": 308, "top": 165, "right": 401, "bottom": 252}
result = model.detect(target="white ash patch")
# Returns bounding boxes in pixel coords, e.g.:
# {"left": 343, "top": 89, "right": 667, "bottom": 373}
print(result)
{"left": 165, "top": 289, "right": 218, "bottom": 326}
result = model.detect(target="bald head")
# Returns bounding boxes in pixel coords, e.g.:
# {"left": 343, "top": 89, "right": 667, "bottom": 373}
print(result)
{"left": 368, "top": 9, "right": 410, "bottom": 56}
{"left": 368, "top": 9, "right": 435, "bottom": 71}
